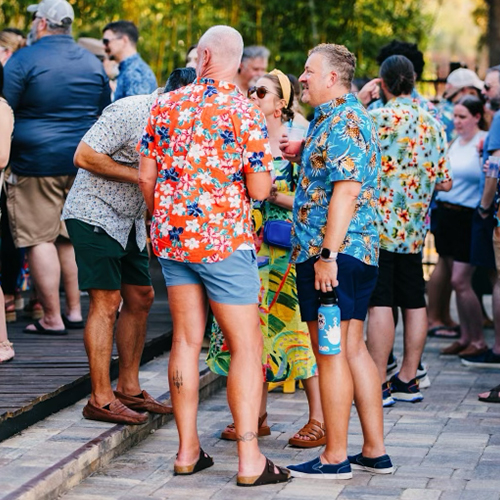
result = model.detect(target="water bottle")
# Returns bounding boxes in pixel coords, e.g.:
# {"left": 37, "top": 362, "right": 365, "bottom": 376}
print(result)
{"left": 318, "top": 289, "right": 341, "bottom": 355}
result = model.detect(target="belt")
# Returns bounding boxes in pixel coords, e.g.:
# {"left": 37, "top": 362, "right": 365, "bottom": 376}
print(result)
{"left": 439, "top": 202, "right": 474, "bottom": 213}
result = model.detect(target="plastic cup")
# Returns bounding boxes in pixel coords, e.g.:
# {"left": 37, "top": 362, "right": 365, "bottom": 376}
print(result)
{"left": 487, "top": 156, "right": 500, "bottom": 178}
{"left": 284, "top": 126, "right": 306, "bottom": 155}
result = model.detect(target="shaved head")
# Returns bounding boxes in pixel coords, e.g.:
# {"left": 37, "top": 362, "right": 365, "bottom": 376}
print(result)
{"left": 198, "top": 25, "right": 243, "bottom": 71}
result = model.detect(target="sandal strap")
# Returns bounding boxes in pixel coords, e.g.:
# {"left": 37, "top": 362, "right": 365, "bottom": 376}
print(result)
{"left": 225, "top": 412, "right": 268, "bottom": 434}
{"left": 0, "top": 341, "right": 13, "bottom": 348}
{"left": 296, "top": 419, "right": 326, "bottom": 440}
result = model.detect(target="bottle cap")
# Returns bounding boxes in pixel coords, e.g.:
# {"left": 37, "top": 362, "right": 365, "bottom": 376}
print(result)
{"left": 319, "top": 289, "right": 338, "bottom": 305}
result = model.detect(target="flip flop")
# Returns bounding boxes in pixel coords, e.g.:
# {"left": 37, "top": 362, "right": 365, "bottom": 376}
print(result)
{"left": 427, "top": 325, "right": 460, "bottom": 339}
{"left": 23, "top": 320, "right": 67, "bottom": 336}
{"left": 62, "top": 314, "right": 85, "bottom": 329}
{"left": 237, "top": 457, "right": 290, "bottom": 487}
{"left": 173, "top": 448, "right": 214, "bottom": 475}
{"left": 479, "top": 384, "right": 500, "bottom": 403}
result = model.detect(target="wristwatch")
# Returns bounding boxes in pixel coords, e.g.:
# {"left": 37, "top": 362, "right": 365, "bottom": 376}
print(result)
{"left": 478, "top": 204, "right": 491, "bottom": 215}
{"left": 320, "top": 247, "right": 338, "bottom": 262}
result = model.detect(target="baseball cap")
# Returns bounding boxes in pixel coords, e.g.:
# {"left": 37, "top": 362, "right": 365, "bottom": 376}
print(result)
{"left": 27, "top": 0, "right": 74, "bottom": 26}
{"left": 446, "top": 68, "right": 484, "bottom": 93}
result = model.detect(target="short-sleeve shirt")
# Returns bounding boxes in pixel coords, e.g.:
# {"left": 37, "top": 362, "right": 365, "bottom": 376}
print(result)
{"left": 291, "top": 93, "right": 381, "bottom": 266}
{"left": 138, "top": 78, "right": 273, "bottom": 263}
{"left": 485, "top": 111, "right": 500, "bottom": 226}
{"left": 63, "top": 92, "right": 159, "bottom": 250}
{"left": 114, "top": 53, "right": 157, "bottom": 101}
{"left": 370, "top": 97, "right": 451, "bottom": 254}
{"left": 435, "top": 99, "right": 455, "bottom": 143}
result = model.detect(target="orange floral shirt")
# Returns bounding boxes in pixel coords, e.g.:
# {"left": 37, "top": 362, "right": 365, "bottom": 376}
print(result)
{"left": 138, "top": 78, "right": 273, "bottom": 263}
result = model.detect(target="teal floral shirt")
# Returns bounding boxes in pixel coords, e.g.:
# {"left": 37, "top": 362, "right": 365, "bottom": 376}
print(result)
{"left": 369, "top": 97, "right": 451, "bottom": 254}
{"left": 291, "top": 93, "right": 381, "bottom": 266}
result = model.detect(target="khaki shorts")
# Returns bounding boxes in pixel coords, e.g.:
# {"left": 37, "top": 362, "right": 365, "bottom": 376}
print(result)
{"left": 493, "top": 226, "right": 500, "bottom": 272}
{"left": 6, "top": 172, "right": 75, "bottom": 248}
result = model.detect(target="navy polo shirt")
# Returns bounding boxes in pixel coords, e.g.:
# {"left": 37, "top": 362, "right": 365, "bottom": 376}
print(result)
{"left": 4, "top": 35, "right": 111, "bottom": 177}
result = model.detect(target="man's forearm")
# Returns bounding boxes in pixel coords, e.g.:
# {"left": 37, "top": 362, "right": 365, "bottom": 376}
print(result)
{"left": 138, "top": 157, "right": 157, "bottom": 214}
{"left": 74, "top": 142, "right": 139, "bottom": 184}
{"left": 321, "top": 181, "right": 361, "bottom": 252}
{"left": 481, "top": 177, "right": 497, "bottom": 209}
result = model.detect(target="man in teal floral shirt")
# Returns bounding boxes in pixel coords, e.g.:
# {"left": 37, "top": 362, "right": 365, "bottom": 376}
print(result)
{"left": 285, "top": 43, "right": 393, "bottom": 481}
{"left": 367, "top": 55, "right": 452, "bottom": 407}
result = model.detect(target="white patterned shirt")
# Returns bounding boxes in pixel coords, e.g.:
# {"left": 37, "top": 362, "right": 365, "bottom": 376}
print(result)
{"left": 63, "top": 91, "right": 159, "bottom": 250}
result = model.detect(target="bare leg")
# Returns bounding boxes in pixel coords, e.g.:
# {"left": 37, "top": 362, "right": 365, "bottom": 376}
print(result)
{"left": 0, "top": 288, "right": 8, "bottom": 343}
{"left": 307, "top": 320, "right": 352, "bottom": 464}
{"left": 427, "top": 256, "right": 457, "bottom": 331}
{"left": 85, "top": 289, "right": 122, "bottom": 407}
{"left": 366, "top": 306, "right": 395, "bottom": 383}
{"left": 26, "top": 242, "right": 65, "bottom": 330}
{"left": 451, "top": 262, "right": 486, "bottom": 349}
{"left": 167, "top": 284, "right": 207, "bottom": 469}
{"left": 346, "top": 319, "right": 386, "bottom": 458}
{"left": 210, "top": 299, "right": 269, "bottom": 476}
{"left": 259, "top": 382, "right": 268, "bottom": 425}
{"left": 398, "top": 308, "right": 428, "bottom": 383}
{"left": 115, "top": 284, "right": 155, "bottom": 395}
{"left": 56, "top": 240, "right": 82, "bottom": 322}
{"left": 492, "top": 273, "right": 500, "bottom": 354}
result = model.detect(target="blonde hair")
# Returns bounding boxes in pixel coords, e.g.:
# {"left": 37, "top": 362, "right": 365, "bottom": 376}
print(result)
{"left": 308, "top": 43, "right": 356, "bottom": 88}
{"left": 0, "top": 31, "right": 26, "bottom": 53}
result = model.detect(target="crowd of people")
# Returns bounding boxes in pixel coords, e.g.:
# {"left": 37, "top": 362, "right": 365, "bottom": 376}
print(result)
{"left": 2, "top": 0, "right": 500, "bottom": 486}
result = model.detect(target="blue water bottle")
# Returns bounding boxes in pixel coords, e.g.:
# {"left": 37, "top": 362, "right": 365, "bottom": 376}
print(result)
{"left": 318, "top": 289, "right": 341, "bottom": 355}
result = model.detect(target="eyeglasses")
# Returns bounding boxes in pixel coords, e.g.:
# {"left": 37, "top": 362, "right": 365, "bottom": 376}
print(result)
{"left": 102, "top": 37, "right": 121, "bottom": 46}
{"left": 247, "top": 86, "right": 280, "bottom": 99}
{"left": 484, "top": 83, "right": 491, "bottom": 91}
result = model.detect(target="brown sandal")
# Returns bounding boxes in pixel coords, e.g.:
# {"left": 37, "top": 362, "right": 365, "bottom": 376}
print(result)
{"left": 288, "top": 418, "right": 326, "bottom": 448}
{"left": 220, "top": 412, "right": 271, "bottom": 441}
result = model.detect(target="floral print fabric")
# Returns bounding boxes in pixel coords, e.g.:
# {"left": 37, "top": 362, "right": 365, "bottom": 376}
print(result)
{"left": 291, "top": 93, "right": 381, "bottom": 266}
{"left": 138, "top": 78, "right": 273, "bottom": 263}
{"left": 369, "top": 97, "right": 451, "bottom": 254}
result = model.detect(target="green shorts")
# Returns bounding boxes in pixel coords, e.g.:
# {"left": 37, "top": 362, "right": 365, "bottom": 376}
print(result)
{"left": 66, "top": 219, "right": 152, "bottom": 291}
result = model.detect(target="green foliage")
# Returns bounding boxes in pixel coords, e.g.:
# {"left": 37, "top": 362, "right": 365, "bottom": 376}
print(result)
{"left": 1, "top": 0, "right": 432, "bottom": 82}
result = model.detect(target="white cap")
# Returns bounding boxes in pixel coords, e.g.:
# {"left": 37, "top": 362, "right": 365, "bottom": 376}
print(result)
{"left": 27, "top": 0, "right": 74, "bottom": 26}
{"left": 446, "top": 68, "right": 484, "bottom": 92}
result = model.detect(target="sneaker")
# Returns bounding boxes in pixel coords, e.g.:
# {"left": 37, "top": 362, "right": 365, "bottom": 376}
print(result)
{"left": 461, "top": 349, "right": 500, "bottom": 368}
{"left": 386, "top": 351, "right": 398, "bottom": 380}
{"left": 416, "top": 361, "right": 431, "bottom": 389}
{"left": 348, "top": 453, "right": 394, "bottom": 474}
{"left": 286, "top": 456, "right": 352, "bottom": 480}
{"left": 389, "top": 374, "right": 423, "bottom": 403}
{"left": 382, "top": 381, "right": 395, "bottom": 407}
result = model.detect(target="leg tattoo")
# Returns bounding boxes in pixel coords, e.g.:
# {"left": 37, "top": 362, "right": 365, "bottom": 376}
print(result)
{"left": 173, "top": 369, "right": 183, "bottom": 393}
{"left": 236, "top": 431, "right": 258, "bottom": 442}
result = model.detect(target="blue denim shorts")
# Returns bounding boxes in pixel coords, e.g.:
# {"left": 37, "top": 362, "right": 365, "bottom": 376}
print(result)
{"left": 158, "top": 250, "right": 260, "bottom": 305}
{"left": 295, "top": 254, "right": 378, "bottom": 322}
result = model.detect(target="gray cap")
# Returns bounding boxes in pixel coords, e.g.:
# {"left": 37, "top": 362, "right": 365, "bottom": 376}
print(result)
{"left": 27, "top": 0, "right": 74, "bottom": 25}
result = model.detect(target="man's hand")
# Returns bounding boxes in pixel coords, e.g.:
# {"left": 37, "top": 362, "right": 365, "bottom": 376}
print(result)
{"left": 314, "top": 258, "right": 338, "bottom": 293}
{"left": 279, "top": 133, "right": 302, "bottom": 163}
{"left": 357, "top": 78, "right": 381, "bottom": 107}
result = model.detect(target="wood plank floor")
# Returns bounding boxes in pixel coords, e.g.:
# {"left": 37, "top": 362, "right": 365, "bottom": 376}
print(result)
{"left": 0, "top": 259, "right": 172, "bottom": 441}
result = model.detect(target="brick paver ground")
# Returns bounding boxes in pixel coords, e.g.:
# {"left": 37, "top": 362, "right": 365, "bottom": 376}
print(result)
{"left": 61, "top": 302, "right": 500, "bottom": 500}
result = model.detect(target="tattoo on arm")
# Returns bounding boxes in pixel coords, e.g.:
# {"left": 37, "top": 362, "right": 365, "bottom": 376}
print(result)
{"left": 173, "top": 369, "right": 183, "bottom": 393}
{"left": 236, "top": 431, "right": 258, "bottom": 442}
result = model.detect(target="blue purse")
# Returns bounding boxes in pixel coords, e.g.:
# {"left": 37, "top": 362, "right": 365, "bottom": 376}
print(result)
{"left": 263, "top": 220, "right": 292, "bottom": 250}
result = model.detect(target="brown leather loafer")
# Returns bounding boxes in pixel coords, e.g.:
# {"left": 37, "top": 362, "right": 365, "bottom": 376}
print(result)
{"left": 114, "top": 390, "right": 173, "bottom": 414}
{"left": 83, "top": 398, "right": 148, "bottom": 425}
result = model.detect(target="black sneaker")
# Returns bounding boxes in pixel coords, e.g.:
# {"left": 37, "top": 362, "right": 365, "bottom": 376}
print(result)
{"left": 348, "top": 453, "right": 394, "bottom": 474}
{"left": 386, "top": 351, "right": 398, "bottom": 380}
{"left": 389, "top": 374, "right": 423, "bottom": 403}
{"left": 461, "top": 349, "right": 500, "bottom": 368}
{"left": 382, "top": 381, "right": 395, "bottom": 407}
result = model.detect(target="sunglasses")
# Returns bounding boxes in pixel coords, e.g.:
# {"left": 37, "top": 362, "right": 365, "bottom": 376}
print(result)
{"left": 102, "top": 37, "right": 121, "bottom": 46}
{"left": 484, "top": 83, "right": 491, "bottom": 91}
{"left": 247, "top": 86, "right": 280, "bottom": 99}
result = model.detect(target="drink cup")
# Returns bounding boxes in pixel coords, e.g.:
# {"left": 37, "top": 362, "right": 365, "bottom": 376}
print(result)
{"left": 487, "top": 156, "right": 500, "bottom": 178}
{"left": 284, "top": 126, "right": 306, "bottom": 155}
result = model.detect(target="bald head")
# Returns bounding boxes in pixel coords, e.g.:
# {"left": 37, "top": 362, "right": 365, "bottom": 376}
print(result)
{"left": 197, "top": 25, "right": 243, "bottom": 77}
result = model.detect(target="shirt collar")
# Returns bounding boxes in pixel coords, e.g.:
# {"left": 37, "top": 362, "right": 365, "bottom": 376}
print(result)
{"left": 119, "top": 53, "right": 140, "bottom": 70}
{"left": 195, "top": 78, "right": 238, "bottom": 92}
{"left": 314, "top": 92, "right": 358, "bottom": 118}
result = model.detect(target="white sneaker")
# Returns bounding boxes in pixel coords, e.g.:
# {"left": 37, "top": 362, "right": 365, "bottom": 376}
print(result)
{"left": 416, "top": 362, "right": 431, "bottom": 389}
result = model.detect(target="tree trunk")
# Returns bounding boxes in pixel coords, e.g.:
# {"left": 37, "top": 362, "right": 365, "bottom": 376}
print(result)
{"left": 488, "top": 0, "right": 500, "bottom": 66}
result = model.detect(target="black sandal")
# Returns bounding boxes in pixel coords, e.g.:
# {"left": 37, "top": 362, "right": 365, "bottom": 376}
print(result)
{"left": 237, "top": 457, "right": 290, "bottom": 487}
{"left": 173, "top": 448, "right": 214, "bottom": 475}
{"left": 479, "top": 384, "right": 500, "bottom": 403}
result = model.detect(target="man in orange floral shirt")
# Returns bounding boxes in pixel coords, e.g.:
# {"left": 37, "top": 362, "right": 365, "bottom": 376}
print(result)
{"left": 138, "top": 26, "right": 290, "bottom": 487}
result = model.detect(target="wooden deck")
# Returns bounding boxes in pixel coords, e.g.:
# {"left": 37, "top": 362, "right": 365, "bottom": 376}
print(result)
{"left": 0, "top": 259, "right": 172, "bottom": 442}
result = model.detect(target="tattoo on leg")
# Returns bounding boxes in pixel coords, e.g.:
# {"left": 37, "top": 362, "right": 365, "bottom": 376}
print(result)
{"left": 173, "top": 369, "right": 183, "bottom": 393}
{"left": 236, "top": 431, "right": 258, "bottom": 442}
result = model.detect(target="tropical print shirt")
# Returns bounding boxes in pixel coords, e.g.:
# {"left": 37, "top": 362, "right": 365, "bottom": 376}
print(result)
{"left": 138, "top": 78, "right": 273, "bottom": 263}
{"left": 291, "top": 93, "right": 381, "bottom": 266}
{"left": 369, "top": 97, "right": 451, "bottom": 254}
{"left": 436, "top": 99, "right": 456, "bottom": 143}
{"left": 114, "top": 53, "right": 157, "bottom": 101}
{"left": 368, "top": 89, "right": 439, "bottom": 120}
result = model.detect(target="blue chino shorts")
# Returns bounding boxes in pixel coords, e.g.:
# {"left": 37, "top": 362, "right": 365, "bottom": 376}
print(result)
{"left": 158, "top": 249, "right": 260, "bottom": 305}
{"left": 295, "top": 253, "right": 378, "bottom": 322}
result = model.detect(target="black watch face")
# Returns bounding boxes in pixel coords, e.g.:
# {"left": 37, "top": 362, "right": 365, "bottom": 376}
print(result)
{"left": 321, "top": 248, "right": 330, "bottom": 259}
